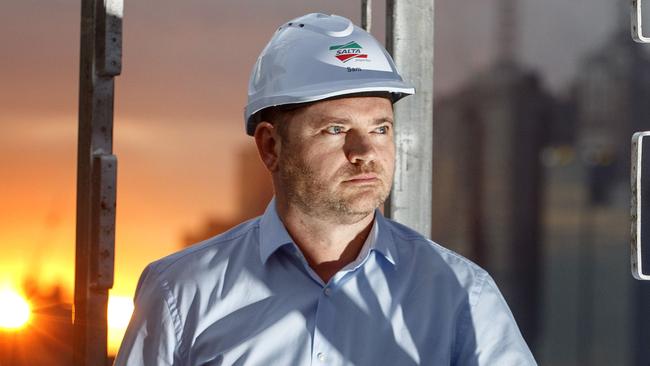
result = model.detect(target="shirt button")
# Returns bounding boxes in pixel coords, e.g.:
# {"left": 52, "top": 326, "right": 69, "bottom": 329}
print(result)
{"left": 323, "top": 287, "right": 332, "bottom": 296}
{"left": 317, "top": 352, "right": 326, "bottom": 362}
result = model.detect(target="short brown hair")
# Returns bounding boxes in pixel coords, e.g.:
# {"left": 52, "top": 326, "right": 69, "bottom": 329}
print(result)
{"left": 258, "top": 103, "right": 310, "bottom": 141}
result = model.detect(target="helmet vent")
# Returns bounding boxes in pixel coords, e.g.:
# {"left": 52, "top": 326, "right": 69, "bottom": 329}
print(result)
{"left": 286, "top": 22, "right": 306, "bottom": 29}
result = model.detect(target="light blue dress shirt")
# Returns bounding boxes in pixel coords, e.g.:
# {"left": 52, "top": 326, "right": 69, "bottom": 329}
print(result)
{"left": 115, "top": 199, "right": 536, "bottom": 365}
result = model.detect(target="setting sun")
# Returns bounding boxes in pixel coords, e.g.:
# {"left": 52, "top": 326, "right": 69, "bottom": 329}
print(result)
{"left": 107, "top": 295, "right": 134, "bottom": 355}
{"left": 0, "top": 288, "right": 31, "bottom": 330}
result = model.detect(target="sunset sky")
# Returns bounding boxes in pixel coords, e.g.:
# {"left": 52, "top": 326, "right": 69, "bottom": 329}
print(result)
{"left": 0, "top": 0, "right": 619, "bottom": 354}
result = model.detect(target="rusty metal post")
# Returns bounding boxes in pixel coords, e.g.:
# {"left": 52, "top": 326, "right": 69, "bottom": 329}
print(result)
{"left": 362, "top": 0, "right": 372, "bottom": 32}
{"left": 385, "top": 0, "right": 435, "bottom": 237}
{"left": 74, "top": 0, "right": 122, "bottom": 365}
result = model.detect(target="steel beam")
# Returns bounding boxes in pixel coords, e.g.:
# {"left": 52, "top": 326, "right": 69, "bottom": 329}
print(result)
{"left": 74, "top": 0, "right": 122, "bottom": 365}
{"left": 385, "top": 0, "right": 435, "bottom": 237}
{"left": 362, "top": 0, "right": 372, "bottom": 32}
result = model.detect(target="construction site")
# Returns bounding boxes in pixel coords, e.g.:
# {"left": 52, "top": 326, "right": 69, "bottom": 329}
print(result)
{"left": 1, "top": 0, "right": 650, "bottom": 365}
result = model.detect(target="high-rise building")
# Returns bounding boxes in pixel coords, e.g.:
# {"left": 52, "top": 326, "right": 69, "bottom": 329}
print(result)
{"left": 432, "top": 0, "right": 551, "bottom": 348}
{"left": 432, "top": 62, "right": 552, "bottom": 349}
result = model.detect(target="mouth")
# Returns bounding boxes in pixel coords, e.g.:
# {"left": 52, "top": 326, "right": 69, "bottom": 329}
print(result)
{"left": 342, "top": 174, "right": 380, "bottom": 184}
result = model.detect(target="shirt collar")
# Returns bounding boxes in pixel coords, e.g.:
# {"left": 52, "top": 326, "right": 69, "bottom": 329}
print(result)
{"left": 259, "top": 198, "right": 295, "bottom": 264}
{"left": 373, "top": 211, "right": 399, "bottom": 266}
{"left": 258, "top": 198, "right": 399, "bottom": 267}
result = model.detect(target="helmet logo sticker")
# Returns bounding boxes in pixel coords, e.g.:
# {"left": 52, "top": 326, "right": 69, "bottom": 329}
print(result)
{"left": 329, "top": 41, "right": 369, "bottom": 63}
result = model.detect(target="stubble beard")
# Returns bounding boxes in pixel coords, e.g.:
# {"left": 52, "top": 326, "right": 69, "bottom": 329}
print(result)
{"left": 277, "top": 149, "right": 391, "bottom": 225}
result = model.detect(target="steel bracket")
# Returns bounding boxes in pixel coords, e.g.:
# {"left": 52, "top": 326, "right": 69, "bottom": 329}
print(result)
{"left": 96, "top": 0, "right": 123, "bottom": 76}
{"left": 632, "top": 0, "right": 650, "bottom": 43}
{"left": 90, "top": 153, "right": 117, "bottom": 289}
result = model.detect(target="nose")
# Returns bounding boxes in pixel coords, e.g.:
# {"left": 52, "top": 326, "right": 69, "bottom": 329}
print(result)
{"left": 344, "top": 131, "right": 377, "bottom": 164}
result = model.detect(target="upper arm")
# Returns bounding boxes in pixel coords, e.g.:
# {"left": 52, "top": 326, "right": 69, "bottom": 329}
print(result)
{"left": 453, "top": 273, "right": 537, "bottom": 366}
{"left": 113, "top": 264, "right": 182, "bottom": 366}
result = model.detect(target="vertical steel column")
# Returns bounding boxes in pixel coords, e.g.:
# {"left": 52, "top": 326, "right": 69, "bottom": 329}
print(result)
{"left": 496, "top": 0, "right": 518, "bottom": 63}
{"left": 385, "top": 0, "right": 435, "bottom": 237}
{"left": 362, "top": 0, "right": 372, "bottom": 32}
{"left": 74, "top": 0, "right": 122, "bottom": 365}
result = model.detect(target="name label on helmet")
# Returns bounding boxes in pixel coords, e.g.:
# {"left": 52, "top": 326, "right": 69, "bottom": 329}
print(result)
{"left": 330, "top": 41, "right": 369, "bottom": 63}
{"left": 347, "top": 67, "right": 362, "bottom": 72}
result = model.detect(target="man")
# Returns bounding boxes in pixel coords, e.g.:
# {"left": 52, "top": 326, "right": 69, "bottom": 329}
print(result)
{"left": 115, "top": 13, "right": 536, "bottom": 365}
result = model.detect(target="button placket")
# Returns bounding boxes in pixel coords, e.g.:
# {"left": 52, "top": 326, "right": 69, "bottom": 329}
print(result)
{"left": 312, "top": 283, "right": 338, "bottom": 365}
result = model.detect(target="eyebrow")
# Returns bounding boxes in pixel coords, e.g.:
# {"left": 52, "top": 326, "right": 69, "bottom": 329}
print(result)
{"left": 373, "top": 117, "right": 394, "bottom": 125}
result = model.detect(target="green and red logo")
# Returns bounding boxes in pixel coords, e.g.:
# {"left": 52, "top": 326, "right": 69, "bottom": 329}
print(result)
{"left": 329, "top": 41, "right": 368, "bottom": 63}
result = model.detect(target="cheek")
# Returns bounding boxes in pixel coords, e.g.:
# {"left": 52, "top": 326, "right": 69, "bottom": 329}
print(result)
{"left": 283, "top": 141, "right": 339, "bottom": 175}
{"left": 304, "top": 140, "right": 346, "bottom": 165}
{"left": 384, "top": 155, "right": 396, "bottom": 179}
{"left": 379, "top": 140, "right": 396, "bottom": 166}
{"left": 312, "top": 153, "right": 346, "bottom": 178}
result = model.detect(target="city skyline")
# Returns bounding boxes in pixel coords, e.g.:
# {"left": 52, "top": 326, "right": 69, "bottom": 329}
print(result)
{"left": 0, "top": 0, "right": 637, "bottom": 360}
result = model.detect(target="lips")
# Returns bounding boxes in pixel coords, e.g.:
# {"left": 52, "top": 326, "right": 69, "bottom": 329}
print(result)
{"left": 343, "top": 174, "right": 379, "bottom": 183}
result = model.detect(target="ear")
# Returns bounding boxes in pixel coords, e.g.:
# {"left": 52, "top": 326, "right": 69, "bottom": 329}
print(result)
{"left": 254, "top": 121, "right": 281, "bottom": 172}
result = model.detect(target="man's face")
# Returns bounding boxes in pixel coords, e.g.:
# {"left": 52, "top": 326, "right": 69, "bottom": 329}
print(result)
{"left": 275, "top": 96, "right": 395, "bottom": 224}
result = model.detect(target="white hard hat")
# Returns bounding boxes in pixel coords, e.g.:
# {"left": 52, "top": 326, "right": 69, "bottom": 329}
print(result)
{"left": 244, "top": 13, "right": 415, "bottom": 136}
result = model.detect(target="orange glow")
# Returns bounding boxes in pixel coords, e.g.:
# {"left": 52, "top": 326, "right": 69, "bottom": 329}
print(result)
{"left": 0, "top": 116, "right": 252, "bottom": 356}
{"left": 0, "top": 116, "right": 242, "bottom": 305}
{"left": 0, "top": 288, "right": 31, "bottom": 330}
{"left": 107, "top": 295, "right": 134, "bottom": 355}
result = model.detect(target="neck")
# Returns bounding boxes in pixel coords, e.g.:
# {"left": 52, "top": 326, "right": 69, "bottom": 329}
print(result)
{"left": 276, "top": 199, "right": 375, "bottom": 283}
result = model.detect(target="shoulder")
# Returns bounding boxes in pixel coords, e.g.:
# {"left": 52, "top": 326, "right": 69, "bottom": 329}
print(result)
{"left": 138, "top": 216, "right": 262, "bottom": 290}
{"left": 125, "top": 217, "right": 265, "bottom": 360}
{"left": 379, "top": 222, "right": 535, "bottom": 363}
{"left": 382, "top": 218, "right": 490, "bottom": 306}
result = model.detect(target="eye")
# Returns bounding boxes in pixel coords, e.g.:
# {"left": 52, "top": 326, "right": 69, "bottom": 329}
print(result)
{"left": 325, "top": 125, "right": 345, "bottom": 135}
{"left": 374, "top": 125, "right": 390, "bottom": 134}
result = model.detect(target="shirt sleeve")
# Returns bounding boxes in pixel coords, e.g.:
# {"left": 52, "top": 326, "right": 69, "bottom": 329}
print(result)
{"left": 113, "top": 264, "right": 182, "bottom": 366}
{"left": 454, "top": 272, "right": 537, "bottom": 366}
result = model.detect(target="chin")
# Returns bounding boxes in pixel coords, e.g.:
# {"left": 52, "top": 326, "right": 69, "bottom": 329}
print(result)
{"left": 336, "top": 191, "right": 386, "bottom": 215}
